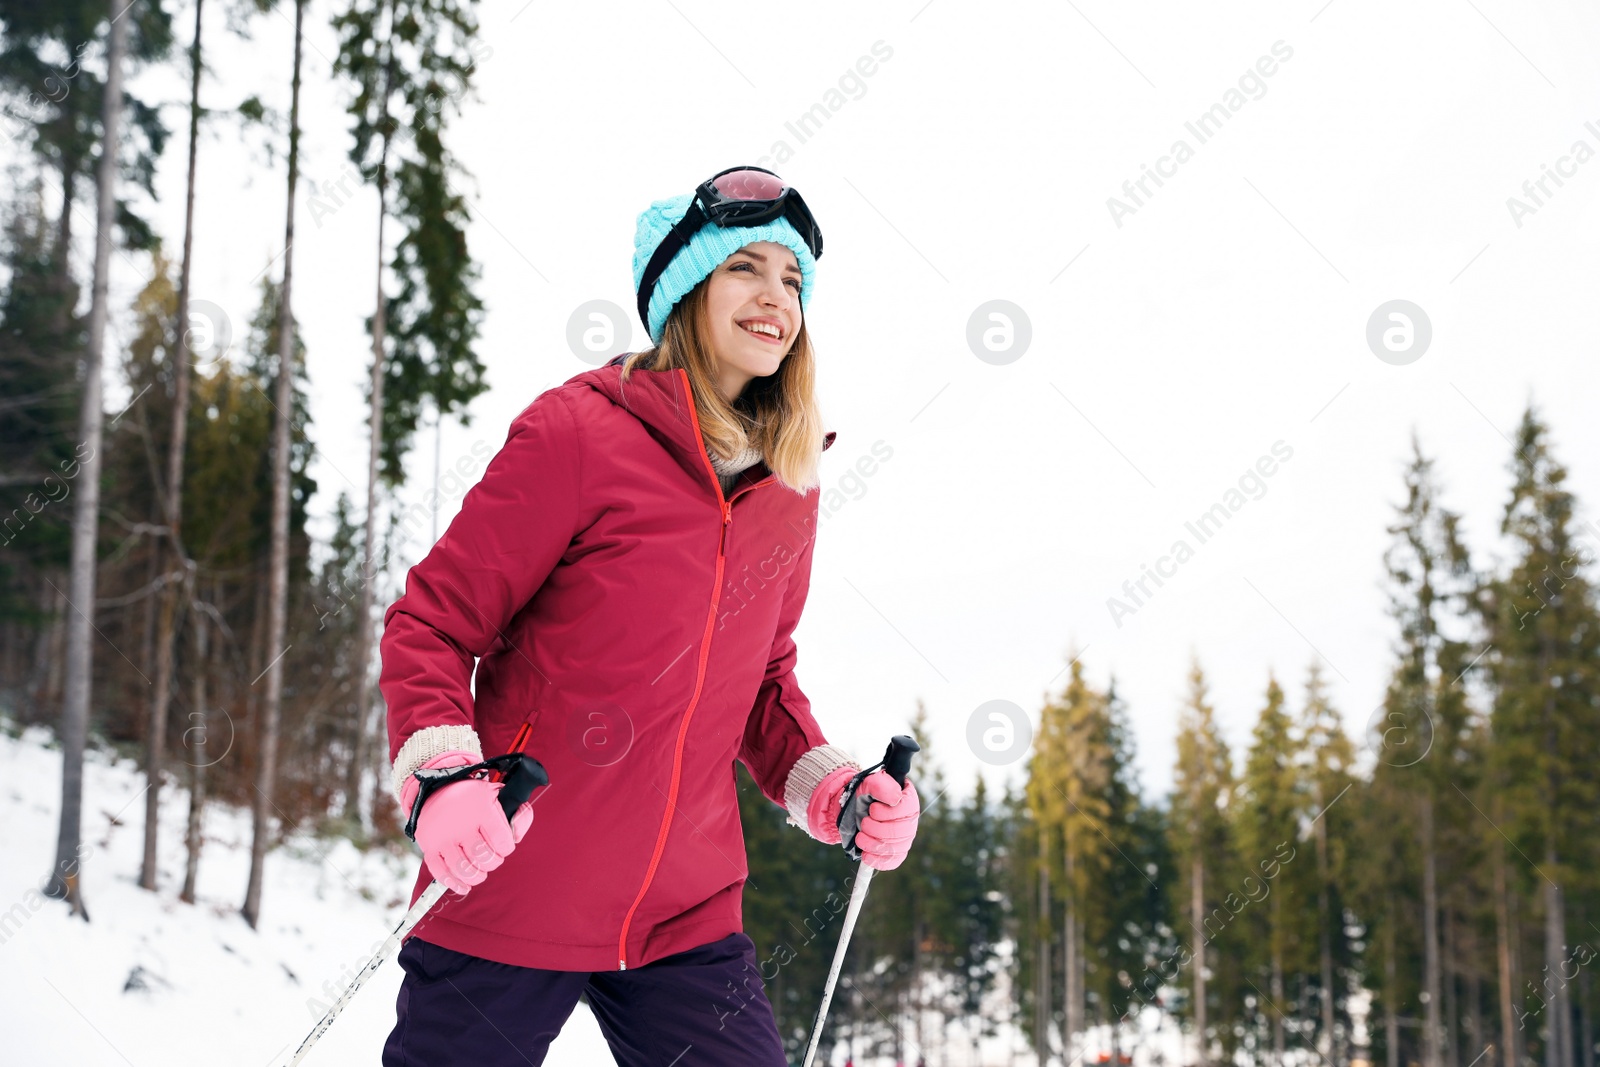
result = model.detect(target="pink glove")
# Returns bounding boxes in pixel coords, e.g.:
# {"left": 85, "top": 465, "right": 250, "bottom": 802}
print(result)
{"left": 805, "top": 766, "right": 857, "bottom": 846}
{"left": 399, "top": 750, "right": 534, "bottom": 896}
{"left": 809, "top": 766, "right": 921, "bottom": 871}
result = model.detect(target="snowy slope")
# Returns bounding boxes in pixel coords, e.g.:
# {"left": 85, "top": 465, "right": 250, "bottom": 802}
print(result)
{"left": 0, "top": 722, "right": 616, "bottom": 1065}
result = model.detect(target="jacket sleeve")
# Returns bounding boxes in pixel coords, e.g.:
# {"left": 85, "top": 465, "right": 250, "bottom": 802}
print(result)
{"left": 381, "top": 388, "right": 584, "bottom": 805}
{"left": 736, "top": 496, "right": 861, "bottom": 831}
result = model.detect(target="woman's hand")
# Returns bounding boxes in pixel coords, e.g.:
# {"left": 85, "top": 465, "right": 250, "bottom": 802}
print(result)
{"left": 399, "top": 751, "right": 535, "bottom": 895}
{"left": 807, "top": 764, "right": 921, "bottom": 871}
{"left": 845, "top": 769, "right": 921, "bottom": 871}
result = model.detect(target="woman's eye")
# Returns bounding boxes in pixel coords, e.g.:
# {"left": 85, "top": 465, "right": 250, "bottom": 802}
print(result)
{"left": 733, "top": 262, "right": 800, "bottom": 291}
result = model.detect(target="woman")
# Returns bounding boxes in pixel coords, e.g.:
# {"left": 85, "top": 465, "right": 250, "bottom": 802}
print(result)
{"left": 379, "top": 166, "right": 922, "bottom": 1066}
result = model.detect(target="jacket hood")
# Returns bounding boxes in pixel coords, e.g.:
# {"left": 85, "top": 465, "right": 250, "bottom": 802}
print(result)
{"left": 570, "top": 357, "right": 835, "bottom": 494}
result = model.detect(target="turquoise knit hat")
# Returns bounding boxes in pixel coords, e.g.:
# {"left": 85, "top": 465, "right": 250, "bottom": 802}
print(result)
{"left": 632, "top": 191, "right": 818, "bottom": 345}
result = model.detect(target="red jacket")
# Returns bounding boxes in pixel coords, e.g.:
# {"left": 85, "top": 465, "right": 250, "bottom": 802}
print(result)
{"left": 380, "top": 355, "right": 844, "bottom": 970}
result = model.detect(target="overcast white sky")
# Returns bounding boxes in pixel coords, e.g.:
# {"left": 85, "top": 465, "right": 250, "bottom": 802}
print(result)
{"left": 39, "top": 0, "right": 1600, "bottom": 806}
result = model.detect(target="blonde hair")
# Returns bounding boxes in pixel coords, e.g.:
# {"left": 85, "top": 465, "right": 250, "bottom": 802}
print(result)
{"left": 618, "top": 277, "right": 825, "bottom": 495}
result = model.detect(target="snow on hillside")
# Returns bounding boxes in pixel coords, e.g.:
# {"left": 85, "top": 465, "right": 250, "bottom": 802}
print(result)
{"left": 0, "top": 722, "right": 616, "bottom": 1065}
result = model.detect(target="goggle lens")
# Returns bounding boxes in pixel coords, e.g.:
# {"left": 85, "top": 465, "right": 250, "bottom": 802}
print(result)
{"left": 709, "top": 169, "right": 788, "bottom": 202}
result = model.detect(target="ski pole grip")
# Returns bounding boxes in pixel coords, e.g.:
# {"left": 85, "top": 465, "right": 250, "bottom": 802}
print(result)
{"left": 880, "top": 735, "right": 920, "bottom": 788}
{"left": 496, "top": 754, "right": 548, "bottom": 822}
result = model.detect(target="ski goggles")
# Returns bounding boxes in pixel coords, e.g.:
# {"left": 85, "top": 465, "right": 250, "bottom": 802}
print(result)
{"left": 635, "top": 165, "right": 824, "bottom": 333}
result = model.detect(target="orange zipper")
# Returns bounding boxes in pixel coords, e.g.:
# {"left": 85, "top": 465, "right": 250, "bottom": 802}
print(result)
{"left": 614, "top": 369, "right": 772, "bottom": 969}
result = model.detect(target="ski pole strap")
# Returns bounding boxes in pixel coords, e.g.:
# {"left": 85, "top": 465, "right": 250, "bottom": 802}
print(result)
{"left": 404, "top": 751, "right": 549, "bottom": 843}
{"left": 834, "top": 734, "right": 920, "bottom": 861}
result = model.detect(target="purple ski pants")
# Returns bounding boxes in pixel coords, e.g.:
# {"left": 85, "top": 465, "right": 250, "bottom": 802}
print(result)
{"left": 381, "top": 931, "right": 791, "bottom": 1066}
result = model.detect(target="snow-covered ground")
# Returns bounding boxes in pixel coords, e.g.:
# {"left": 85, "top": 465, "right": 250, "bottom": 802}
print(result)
{"left": 0, "top": 721, "right": 617, "bottom": 1065}
{"left": 0, "top": 721, "right": 1194, "bottom": 1066}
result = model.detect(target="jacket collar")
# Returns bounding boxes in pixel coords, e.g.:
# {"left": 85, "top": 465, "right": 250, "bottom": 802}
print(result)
{"left": 574, "top": 354, "right": 835, "bottom": 496}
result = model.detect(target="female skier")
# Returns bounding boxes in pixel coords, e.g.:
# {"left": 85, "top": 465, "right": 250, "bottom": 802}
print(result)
{"left": 378, "top": 166, "right": 923, "bottom": 1065}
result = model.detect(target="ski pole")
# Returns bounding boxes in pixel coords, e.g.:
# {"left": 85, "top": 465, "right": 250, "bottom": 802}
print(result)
{"left": 801, "top": 734, "right": 920, "bottom": 1067}
{"left": 283, "top": 725, "right": 548, "bottom": 1066}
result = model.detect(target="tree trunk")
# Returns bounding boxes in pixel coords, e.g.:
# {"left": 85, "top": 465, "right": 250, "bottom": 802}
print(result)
{"left": 1038, "top": 830, "right": 1051, "bottom": 1066}
{"left": 1316, "top": 795, "right": 1339, "bottom": 1066}
{"left": 1271, "top": 890, "right": 1286, "bottom": 1067}
{"left": 139, "top": 0, "right": 205, "bottom": 895}
{"left": 432, "top": 405, "right": 442, "bottom": 543}
{"left": 42, "top": 0, "right": 128, "bottom": 919}
{"left": 0, "top": 606, "right": 13, "bottom": 688}
{"left": 247, "top": 555, "right": 267, "bottom": 738}
{"left": 180, "top": 586, "right": 208, "bottom": 904}
{"left": 346, "top": 195, "right": 386, "bottom": 828}
{"left": 346, "top": 3, "right": 396, "bottom": 828}
{"left": 913, "top": 907, "right": 925, "bottom": 1062}
{"left": 1075, "top": 921, "right": 1088, "bottom": 1067}
{"left": 1388, "top": 899, "right": 1401, "bottom": 1067}
{"left": 48, "top": 151, "right": 76, "bottom": 341}
{"left": 138, "top": 533, "right": 156, "bottom": 707}
{"left": 1540, "top": 623, "right": 1572, "bottom": 1067}
{"left": 1468, "top": 923, "right": 1484, "bottom": 1067}
{"left": 1424, "top": 792, "right": 1444, "bottom": 1067}
{"left": 138, "top": 473, "right": 177, "bottom": 888}
{"left": 1065, "top": 846, "right": 1080, "bottom": 1067}
{"left": 1076, "top": 918, "right": 1086, "bottom": 1067}
{"left": 1060, "top": 916, "right": 1072, "bottom": 1067}
{"left": 1544, "top": 841, "right": 1571, "bottom": 1067}
{"left": 44, "top": 575, "right": 66, "bottom": 712}
{"left": 1579, "top": 965, "right": 1593, "bottom": 1067}
{"left": 1447, "top": 907, "right": 1460, "bottom": 1067}
{"left": 895, "top": 983, "right": 905, "bottom": 1064}
{"left": 242, "top": 0, "right": 303, "bottom": 930}
{"left": 1192, "top": 852, "right": 1207, "bottom": 1067}
{"left": 1496, "top": 828, "right": 1521, "bottom": 1067}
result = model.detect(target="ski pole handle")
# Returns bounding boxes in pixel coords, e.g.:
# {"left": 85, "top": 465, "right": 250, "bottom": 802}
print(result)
{"left": 880, "top": 734, "right": 919, "bottom": 787}
{"left": 836, "top": 735, "right": 920, "bottom": 862}
{"left": 494, "top": 753, "right": 547, "bottom": 821}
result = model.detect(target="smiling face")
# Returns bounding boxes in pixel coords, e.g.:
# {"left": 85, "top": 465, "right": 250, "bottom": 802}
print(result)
{"left": 699, "top": 241, "right": 803, "bottom": 402}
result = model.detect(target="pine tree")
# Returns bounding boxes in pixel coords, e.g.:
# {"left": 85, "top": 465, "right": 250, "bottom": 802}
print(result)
{"left": 1022, "top": 651, "right": 1118, "bottom": 1063}
{"left": 1299, "top": 658, "right": 1357, "bottom": 1066}
{"left": 0, "top": 0, "right": 174, "bottom": 285}
{"left": 243, "top": 0, "right": 306, "bottom": 926}
{"left": 38, "top": 0, "right": 133, "bottom": 920}
{"left": 1237, "top": 673, "right": 1307, "bottom": 1067}
{"left": 0, "top": 176, "right": 79, "bottom": 605}
{"left": 1169, "top": 654, "right": 1236, "bottom": 1067}
{"left": 1059, "top": 659, "right": 1113, "bottom": 1062}
{"left": 947, "top": 770, "right": 1005, "bottom": 1060}
{"left": 138, "top": 0, "right": 216, "bottom": 894}
{"left": 1477, "top": 407, "right": 1600, "bottom": 1067}
{"left": 877, "top": 701, "right": 951, "bottom": 1059}
{"left": 330, "top": 0, "right": 490, "bottom": 829}
{"left": 1379, "top": 432, "right": 1480, "bottom": 1067}
{"left": 1095, "top": 675, "right": 1173, "bottom": 1049}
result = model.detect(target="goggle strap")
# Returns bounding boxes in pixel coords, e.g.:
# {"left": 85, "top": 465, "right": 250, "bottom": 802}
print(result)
{"left": 636, "top": 201, "right": 708, "bottom": 330}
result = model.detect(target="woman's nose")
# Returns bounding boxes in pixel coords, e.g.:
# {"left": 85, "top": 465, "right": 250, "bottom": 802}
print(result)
{"left": 761, "top": 277, "right": 793, "bottom": 309}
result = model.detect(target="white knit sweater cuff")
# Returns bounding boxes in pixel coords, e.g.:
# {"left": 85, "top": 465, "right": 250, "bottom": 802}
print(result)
{"left": 782, "top": 744, "right": 862, "bottom": 838}
{"left": 391, "top": 724, "right": 484, "bottom": 806}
